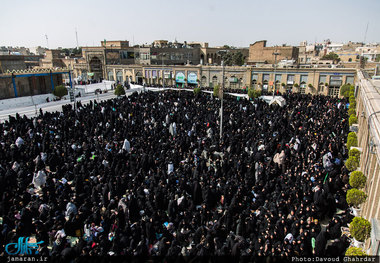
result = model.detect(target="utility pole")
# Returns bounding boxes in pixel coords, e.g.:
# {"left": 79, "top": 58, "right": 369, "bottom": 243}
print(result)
{"left": 220, "top": 60, "right": 225, "bottom": 141}
{"left": 273, "top": 51, "right": 280, "bottom": 97}
{"left": 162, "top": 52, "right": 165, "bottom": 89}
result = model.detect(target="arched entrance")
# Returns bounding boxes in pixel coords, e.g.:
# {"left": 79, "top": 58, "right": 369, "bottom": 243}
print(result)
{"left": 135, "top": 72, "right": 143, "bottom": 84}
{"left": 89, "top": 57, "right": 103, "bottom": 81}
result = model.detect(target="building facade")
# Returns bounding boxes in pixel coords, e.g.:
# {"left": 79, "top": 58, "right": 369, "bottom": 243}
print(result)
{"left": 248, "top": 40, "right": 299, "bottom": 64}
{"left": 355, "top": 70, "right": 380, "bottom": 255}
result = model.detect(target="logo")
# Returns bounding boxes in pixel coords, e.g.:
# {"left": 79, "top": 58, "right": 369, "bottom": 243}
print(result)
{"left": 5, "top": 237, "right": 44, "bottom": 255}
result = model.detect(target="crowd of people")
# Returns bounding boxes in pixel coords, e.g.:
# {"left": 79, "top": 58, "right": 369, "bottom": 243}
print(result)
{"left": 0, "top": 90, "right": 352, "bottom": 259}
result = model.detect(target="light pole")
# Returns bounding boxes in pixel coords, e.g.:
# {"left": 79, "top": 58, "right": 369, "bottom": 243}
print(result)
{"left": 220, "top": 60, "right": 225, "bottom": 141}
{"left": 162, "top": 52, "right": 165, "bottom": 89}
{"left": 273, "top": 51, "right": 280, "bottom": 97}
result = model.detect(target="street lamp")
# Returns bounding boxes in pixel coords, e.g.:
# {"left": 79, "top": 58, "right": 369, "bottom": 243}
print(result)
{"left": 273, "top": 51, "right": 280, "bottom": 97}
{"left": 162, "top": 52, "right": 165, "bottom": 89}
{"left": 220, "top": 60, "right": 225, "bottom": 141}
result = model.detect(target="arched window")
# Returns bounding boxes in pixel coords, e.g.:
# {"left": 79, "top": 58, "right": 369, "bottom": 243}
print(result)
{"left": 108, "top": 71, "right": 114, "bottom": 81}
{"left": 212, "top": 76, "right": 218, "bottom": 87}
{"left": 201, "top": 76, "right": 207, "bottom": 86}
{"left": 116, "top": 71, "right": 123, "bottom": 83}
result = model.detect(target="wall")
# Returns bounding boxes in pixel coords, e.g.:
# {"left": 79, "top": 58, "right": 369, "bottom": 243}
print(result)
{"left": 0, "top": 74, "right": 63, "bottom": 99}
{"left": 248, "top": 40, "right": 299, "bottom": 64}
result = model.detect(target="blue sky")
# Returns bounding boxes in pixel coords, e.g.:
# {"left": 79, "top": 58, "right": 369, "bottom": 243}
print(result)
{"left": 1, "top": 0, "right": 379, "bottom": 48}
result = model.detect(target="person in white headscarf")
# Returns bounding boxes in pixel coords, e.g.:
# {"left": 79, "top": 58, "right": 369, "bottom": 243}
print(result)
{"left": 32, "top": 170, "right": 47, "bottom": 188}
{"left": 122, "top": 139, "right": 131, "bottom": 153}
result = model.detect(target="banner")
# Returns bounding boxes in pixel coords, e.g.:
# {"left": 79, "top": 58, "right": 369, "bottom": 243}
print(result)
{"left": 187, "top": 72, "right": 198, "bottom": 84}
{"left": 175, "top": 72, "right": 185, "bottom": 83}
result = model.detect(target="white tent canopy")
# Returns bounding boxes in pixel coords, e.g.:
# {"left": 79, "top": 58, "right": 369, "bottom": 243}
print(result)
{"left": 259, "top": 96, "right": 286, "bottom": 107}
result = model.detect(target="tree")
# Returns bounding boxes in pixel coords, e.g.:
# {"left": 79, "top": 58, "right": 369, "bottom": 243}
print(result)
{"left": 340, "top": 84, "right": 353, "bottom": 98}
{"left": 349, "top": 115, "right": 358, "bottom": 126}
{"left": 349, "top": 217, "right": 371, "bottom": 242}
{"left": 348, "top": 108, "right": 356, "bottom": 116}
{"left": 321, "top": 52, "right": 341, "bottom": 63}
{"left": 345, "top": 156, "right": 359, "bottom": 172}
{"left": 232, "top": 51, "right": 245, "bottom": 66}
{"left": 349, "top": 96, "right": 356, "bottom": 105}
{"left": 346, "top": 189, "right": 367, "bottom": 207}
{"left": 349, "top": 148, "right": 361, "bottom": 163}
{"left": 213, "top": 84, "right": 220, "bottom": 97}
{"left": 53, "top": 85, "right": 68, "bottom": 99}
{"left": 349, "top": 171, "right": 366, "bottom": 189}
{"left": 221, "top": 51, "right": 245, "bottom": 66}
{"left": 193, "top": 87, "right": 201, "bottom": 96}
{"left": 345, "top": 247, "right": 368, "bottom": 256}
{"left": 348, "top": 132, "right": 357, "bottom": 139}
{"left": 248, "top": 88, "right": 261, "bottom": 99}
{"left": 347, "top": 135, "right": 358, "bottom": 150}
{"left": 114, "top": 84, "right": 125, "bottom": 96}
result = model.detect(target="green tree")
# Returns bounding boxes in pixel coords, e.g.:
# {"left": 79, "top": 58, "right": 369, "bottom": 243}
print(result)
{"left": 53, "top": 85, "right": 68, "bottom": 99}
{"left": 321, "top": 52, "right": 341, "bottom": 63}
{"left": 345, "top": 247, "right": 368, "bottom": 256}
{"left": 349, "top": 115, "right": 358, "bottom": 126}
{"left": 345, "top": 156, "right": 359, "bottom": 171}
{"left": 348, "top": 132, "right": 357, "bottom": 139}
{"left": 346, "top": 189, "right": 367, "bottom": 207}
{"left": 114, "top": 84, "right": 125, "bottom": 96}
{"left": 248, "top": 88, "right": 261, "bottom": 99}
{"left": 349, "top": 217, "right": 371, "bottom": 242}
{"left": 193, "top": 87, "right": 201, "bottom": 96}
{"left": 73, "top": 47, "right": 82, "bottom": 55}
{"left": 349, "top": 171, "right": 366, "bottom": 189}
{"left": 349, "top": 148, "right": 361, "bottom": 163}
{"left": 221, "top": 52, "right": 233, "bottom": 66}
{"left": 349, "top": 96, "right": 356, "bottom": 105}
{"left": 340, "top": 84, "right": 353, "bottom": 98}
{"left": 348, "top": 108, "right": 356, "bottom": 116}
{"left": 347, "top": 136, "right": 358, "bottom": 150}
{"left": 213, "top": 84, "right": 220, "bottom": 98}
{"left": 232, "top": 51, "right": 245, "bottom": 66}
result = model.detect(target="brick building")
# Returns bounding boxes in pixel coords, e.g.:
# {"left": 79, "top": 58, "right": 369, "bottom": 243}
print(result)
{"left": 248, "top": 40, "right": 299, "bottom": 64}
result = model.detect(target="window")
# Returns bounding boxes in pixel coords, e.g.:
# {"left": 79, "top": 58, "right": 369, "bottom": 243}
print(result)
{"left": 252, "top": 73, "right": 258, "bottom": 84}
{"left": 201, "top": 76, "right": 207, "bottom": 86}
{"left": 287, "top": 75, "right": 295, "bottom": 84}
{"left": 318, "top": 85, "right": 324, "bottom": 93}
{"left": 346, "top": 76, "right": 354, "bottom": 85}
{"left": 212, "top": 76, "right": 218, "bottom": 87}
{"left": 328, "top": 87, "right": 340, "bottom": 96}
{"left": 300, "top": 75, "right": 308, "bottom": 84}
{"left": 275, "top": 74, "right": 282, "bottom": 83}
{"left": 108, "top": 71, "right": 114, "bottom": 81}
{"left": 116, "top": 71, "right": 123, "bottom": 83}
{"left": 319, "top": 75, "right": 327, "bottom": 85}
{"left": 330, "top": 76, "right": 342, "bottom": 87}
{"left": 263, "top": 74, "right": 270, "bottom": 82}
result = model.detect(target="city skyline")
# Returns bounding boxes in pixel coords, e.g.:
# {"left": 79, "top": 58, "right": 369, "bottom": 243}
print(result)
{"left": 1, "top": 0, "right": 380, "bottom": 49}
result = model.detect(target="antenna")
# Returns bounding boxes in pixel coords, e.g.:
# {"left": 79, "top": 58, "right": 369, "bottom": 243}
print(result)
{"left": 364, "top": 22, "right": 369, "bottom": 44}
{"left": 75, "top": 28, "right": 79, "bottom": 49}
{"left": 45, "top": 34, "right": 49, "bottom": 49}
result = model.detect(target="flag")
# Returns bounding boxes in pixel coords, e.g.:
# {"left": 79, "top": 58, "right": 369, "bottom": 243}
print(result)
{"left": 323, "top": 173, "right": 329, "bottom": 184}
